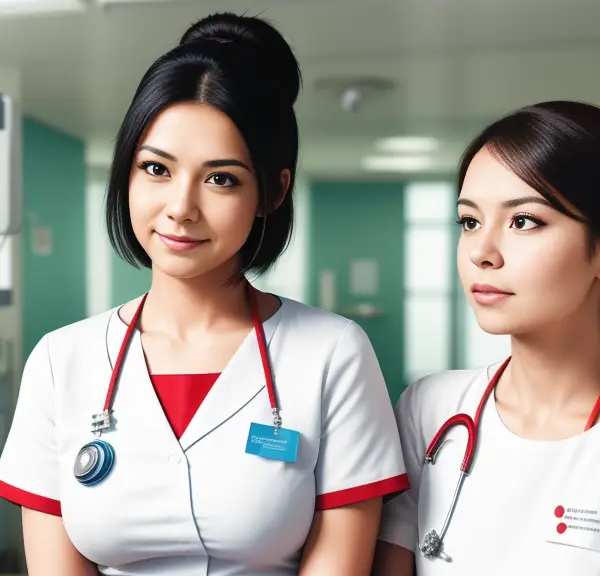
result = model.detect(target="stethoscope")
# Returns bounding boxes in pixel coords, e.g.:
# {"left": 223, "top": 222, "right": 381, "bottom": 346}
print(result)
{"left": 420, "top": 356, "right": 600, "bottom": 563}
{"left": 73, "top": 283, "right": 281, "bottom": 486}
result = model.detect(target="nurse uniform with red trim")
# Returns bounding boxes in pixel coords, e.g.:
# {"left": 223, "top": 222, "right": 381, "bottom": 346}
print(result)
{"left": 0, "top": 288, "right": 408, "bottom": 575}
{"left": 379, "top": 360, "right": 600, "bottom": 576}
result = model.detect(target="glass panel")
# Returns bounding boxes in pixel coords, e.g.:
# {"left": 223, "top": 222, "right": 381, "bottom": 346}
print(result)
{"left": 405, "top": 182, "right": 455, "bottom": 223}
{"left": 404, "top": 295, "right": 450, "bottom": 379}
{"left": 463, "top": 305, "right": 511, "bottom": 369}
{"left": 0, "top": 235, "right": 12, "bottom": 291}
{"left": 405, "top": 226, "right": 452, "bottom": 292}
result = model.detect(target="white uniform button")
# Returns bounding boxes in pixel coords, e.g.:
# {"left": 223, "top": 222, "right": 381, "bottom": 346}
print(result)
{"left": 168, "top": 454, "right": 182, "bottom": 464}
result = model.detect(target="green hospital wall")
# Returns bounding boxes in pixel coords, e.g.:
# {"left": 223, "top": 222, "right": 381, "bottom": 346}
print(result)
{"left": 308, "top": 181, "right": 405, "bottom": 403}
{"left": 22, "top": 118, "right": 86, "bottom": 358}
{"left": 111, "top": 253, "right": 151, "bottom": 306}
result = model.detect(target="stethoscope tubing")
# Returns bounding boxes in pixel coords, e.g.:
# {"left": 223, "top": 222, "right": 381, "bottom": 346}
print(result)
{"left": 420, "top": 356, "right": 600, "bottom": 562}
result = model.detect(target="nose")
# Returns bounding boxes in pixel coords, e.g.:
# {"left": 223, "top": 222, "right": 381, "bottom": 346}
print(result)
{"left": 165, "top": 176, "right": 200, "bottom": 223}
{"left": 469, "top": 231, "right": 504, "bottom": 269}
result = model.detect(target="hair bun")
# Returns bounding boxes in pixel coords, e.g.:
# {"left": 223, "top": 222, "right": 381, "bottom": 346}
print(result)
{"left": 180, "top": 12, "right": 301, "bottom": 105}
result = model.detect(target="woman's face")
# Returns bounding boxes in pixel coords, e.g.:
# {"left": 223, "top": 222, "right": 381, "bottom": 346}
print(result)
{"left": 457, "top": 146, "right": 600, "bottom": 336}
{"left": 128, "top": 102, "right": 260, "bottom": 281}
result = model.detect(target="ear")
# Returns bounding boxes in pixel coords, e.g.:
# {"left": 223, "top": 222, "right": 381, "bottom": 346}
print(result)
{"left": 256, "top": 169, "right": 291, "bottom": 217}
{"left": 274, "top": 169, "right": 291, "bottom": 210}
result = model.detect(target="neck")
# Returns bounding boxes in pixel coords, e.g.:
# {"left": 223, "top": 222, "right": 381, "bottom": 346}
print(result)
{"left": 143, "top": 263, "right": 250, "bottom": 338}
{"left": 503, "top": 306, "right": 600, "bottom": 415}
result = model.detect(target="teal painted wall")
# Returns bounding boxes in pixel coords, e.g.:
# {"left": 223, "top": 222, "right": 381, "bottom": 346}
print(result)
{"left": 111, "top": 254, "right": 151, "bottom": 306}
{"left": 22, "top": 118, "right": 86, "bottom": 357}
{"left": 308, "top": 181, "right": 405, "bottom": 403}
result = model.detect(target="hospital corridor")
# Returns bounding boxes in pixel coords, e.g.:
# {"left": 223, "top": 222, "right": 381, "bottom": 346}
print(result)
{"left": 0, "top": 0, "right": 599, "bottom": 574}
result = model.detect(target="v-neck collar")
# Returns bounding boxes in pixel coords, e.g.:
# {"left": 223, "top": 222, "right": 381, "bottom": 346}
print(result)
{"left": 105, "top": 297, "right": 285, "bottom": 451}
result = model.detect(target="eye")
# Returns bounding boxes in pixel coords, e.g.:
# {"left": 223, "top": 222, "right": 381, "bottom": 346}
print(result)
{"left": 510, "top": 214, "right": 546, "bottom": 231}
{"left": 455, "top": 216, "right": 480, "bottom": 232}
{"left": 206, "top": 172, "right": 239, "bottom": 188}
{"left": 139, "top": 161, "right": 170, "bottom": 178}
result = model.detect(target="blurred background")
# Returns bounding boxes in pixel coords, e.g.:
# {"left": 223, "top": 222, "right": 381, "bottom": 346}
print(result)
{"left": 1, "top": 0, "right": 600, "bottom": 571}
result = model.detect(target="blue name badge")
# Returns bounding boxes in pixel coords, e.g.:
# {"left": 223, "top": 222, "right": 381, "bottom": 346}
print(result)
{"left": 245, "top": 422, "right": 300, "bottom": 463}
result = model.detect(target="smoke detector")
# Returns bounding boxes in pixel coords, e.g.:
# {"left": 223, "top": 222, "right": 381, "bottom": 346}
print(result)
{"left": 313, "top": 76, "right": 397, "bottom": 113}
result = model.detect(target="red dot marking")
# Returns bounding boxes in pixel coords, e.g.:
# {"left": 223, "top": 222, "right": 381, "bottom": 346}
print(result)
{"left": 554, "top": 506, "right": 565, "bottom": 518}
{"left": 557, "top": 523, "right": 567, "bottom": 534}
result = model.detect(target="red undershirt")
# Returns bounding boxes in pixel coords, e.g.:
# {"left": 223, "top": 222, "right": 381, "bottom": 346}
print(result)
{"left": 150, "top": 373, "right": 221, "bottom": 439}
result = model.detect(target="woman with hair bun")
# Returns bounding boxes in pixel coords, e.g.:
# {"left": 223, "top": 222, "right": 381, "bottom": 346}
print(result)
{"left": 0, "top": 12, "right": 408, "bottom": 576}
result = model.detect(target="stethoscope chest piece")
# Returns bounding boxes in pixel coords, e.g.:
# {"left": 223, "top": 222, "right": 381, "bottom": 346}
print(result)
{"left": 421, "top": 529, "right": 452, "bottom": 562}
{"left": 74, "top": 440, "right": 115, "bottom": 486}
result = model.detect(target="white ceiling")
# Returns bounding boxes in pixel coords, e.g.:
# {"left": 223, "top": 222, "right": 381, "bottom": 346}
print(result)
{"left": 2, "top": 0, "right": 600, "bottom": 176}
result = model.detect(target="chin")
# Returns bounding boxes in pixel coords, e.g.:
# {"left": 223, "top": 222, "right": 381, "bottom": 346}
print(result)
{"left": 152, "top": 260, "right": 218, "bottom": 281}
{"left": 475, "top": 321, "right": 513, "bottom": 336}
{"left": 473, "top": 311, "right": 540, "bottom": 336}
{"left": 469, "top": 304, "right": 515, "bottom": 335}
{"left": 152, "top": 252, "right": 239, "bottom": 282}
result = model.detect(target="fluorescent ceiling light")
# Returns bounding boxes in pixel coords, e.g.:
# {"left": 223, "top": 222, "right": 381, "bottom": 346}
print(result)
{"left": 375, "top": 136, "right": 439, "bottom": 153}
{"left": 361, "top": 155, "right": 434, "bottom": 172}
{"left": 0, "top": 0, "right": 86, "bottom": 16}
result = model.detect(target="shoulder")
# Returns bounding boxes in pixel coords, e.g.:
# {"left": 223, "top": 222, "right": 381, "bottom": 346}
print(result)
{"left": 45, "top": 308, "right": 117, "bottom": 344}
{"left": 34, "top": 307, "right": 118, "bottom": 365}
{"left": 277, "top": 296, "right": 352, "bottom": 327}
{"left": 275, "top": 297, "right": 376, "bottom": 367}
{"left": 277, "top": 296, "right": 365, "bottom": 344}
{"left": 396, "top": 362, "right": 504, "bottom": 440}
{"left": 17, "top": 308, "right": 119, "bottom": 404}
{"left": 404, "top": 366, "right": 490, "bottom": 403}
{"left": 274, "top": 298, "right": 381, "bottom": 388}
{"left": 43, "top": 295, "right": 144, "bottom": 350}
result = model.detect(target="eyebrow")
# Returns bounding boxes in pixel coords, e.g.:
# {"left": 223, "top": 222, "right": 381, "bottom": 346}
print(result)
{"left": 457, "top": 196, "right": 553, "bottom": 209}
{"left": 138, "top": 145, "right": 252, "bottom": 172}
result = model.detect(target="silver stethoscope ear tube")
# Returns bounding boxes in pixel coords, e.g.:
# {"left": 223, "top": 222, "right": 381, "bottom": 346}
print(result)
{"left": 419, "top": 412, "right": 478, "bottom": 562}
{"left": 418, "top": 357, "right": 513, "bottom": 563}
{"left": 420, "top": 470, "right": 469, "bottom": 562}
{"left": 417, "top": 354, "right": 600, "bottom": 564}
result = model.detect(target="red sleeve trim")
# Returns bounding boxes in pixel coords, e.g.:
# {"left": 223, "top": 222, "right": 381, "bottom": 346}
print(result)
{"left": 0, "top": 480, "right": 61, "bottom": 517}
{"left": 315, "top": 473, "right": 410, "bottom": 511}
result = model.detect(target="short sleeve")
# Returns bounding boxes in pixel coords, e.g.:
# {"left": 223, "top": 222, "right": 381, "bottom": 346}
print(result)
{"left": 314, "top": 321, "right": 409, "bottom": 510}
{"left": 0, "top": 335, "right": 61, "bottom": 516}
{"left": 378, "top": 380, "right": 425, "bottom": 553}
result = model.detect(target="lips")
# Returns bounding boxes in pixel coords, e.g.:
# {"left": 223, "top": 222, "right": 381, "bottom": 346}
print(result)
{"left": 471, "top": 283, "right": 514, "bottom": 305}
{"left": 156, "top": 232, "right": 207, "bottom": 252}
{"left": 158, "top": 233, "right": 203, "bottom": 243}
{"left": 471, "top": 283, "right": 512, "bottom": 295}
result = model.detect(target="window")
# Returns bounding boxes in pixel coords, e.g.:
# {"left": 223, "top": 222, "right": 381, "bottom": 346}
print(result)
{"left": 404, "top": 295, "right": 451, "bottom": 383}
{"left": 403, "top": 182, "right": 455, "bottom": 386}
{"left": 0, "top": 235, "right": 12, "bottom": 307}
{"left": 405, "top": 227, "right": 452, "bottom": 293}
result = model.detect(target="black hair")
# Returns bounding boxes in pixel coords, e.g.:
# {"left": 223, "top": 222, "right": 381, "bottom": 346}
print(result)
{"left": 457, "top": 101, "right": 600, "bottom": 248}
{"left": 105, "top": 12, "right": 302, "bottom": 278}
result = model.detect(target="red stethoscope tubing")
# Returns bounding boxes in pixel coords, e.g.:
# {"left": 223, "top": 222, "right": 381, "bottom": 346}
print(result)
{"left": 585, "top": 394, "right": 600, "bottom": 431}
{"left": 249, "top": 287, "right": 278, "bottom": 411}
{"left": 424, "top": 356, "right": 600, "bottom": 474}
{"left": 103, "top": 284, "right": 277, "bottom": 414}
